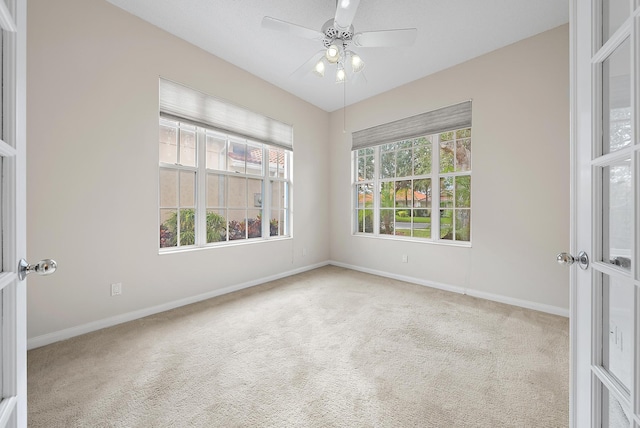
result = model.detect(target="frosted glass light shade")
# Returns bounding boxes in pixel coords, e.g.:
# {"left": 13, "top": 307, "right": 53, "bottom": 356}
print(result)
{"left": 351, "top": 54, "right": 364, "bottom": 73}
{"left": 313, "top": 59, "right": 325, "bottom": 77}
{"left": 325, "top": 44, "right": 340, "bottom": 64}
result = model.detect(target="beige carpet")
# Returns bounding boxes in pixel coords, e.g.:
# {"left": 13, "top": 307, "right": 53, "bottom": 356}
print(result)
{"left": 28, "top": 266, "right": 569, "bottom": 427}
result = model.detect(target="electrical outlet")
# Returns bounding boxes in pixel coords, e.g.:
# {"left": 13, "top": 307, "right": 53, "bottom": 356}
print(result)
{"left": 111, "top": 282, "right": 122, "bottom": 296}
{"left": 402, "top": 255, "right": 408, "bottom": 263}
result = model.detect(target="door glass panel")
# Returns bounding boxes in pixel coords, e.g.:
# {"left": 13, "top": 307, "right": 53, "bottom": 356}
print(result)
{"left": 0, "top": 158, "right": 3, "bottom": 272}
{"left": 601, "top": 272, "right": 633, "bottom": 390}
{"left": 603, "top": 0, "right": 629, "bottom": 43}
{"left": 603, "top": 37, "right": 631, "bottom": 154}
{"left": 601, "top": 384, "right": 631, "bottom": 427}
{"left": 602, "top": 159, "right": 632, "bottom": 270}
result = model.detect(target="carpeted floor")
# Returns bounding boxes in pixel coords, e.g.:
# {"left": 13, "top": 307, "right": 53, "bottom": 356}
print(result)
{"left": 28, "top": 266, "right": 569, "bottom": 427}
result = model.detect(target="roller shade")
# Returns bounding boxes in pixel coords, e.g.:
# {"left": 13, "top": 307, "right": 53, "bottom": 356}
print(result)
{"left": 159, "top": 78, "right": 293, "bottom": 151}
{"left": 352, "top": 101, "right": 472, "bottom": 150}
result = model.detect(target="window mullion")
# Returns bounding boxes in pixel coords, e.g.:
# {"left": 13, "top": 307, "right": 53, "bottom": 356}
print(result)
{"left": 262, "top": 146, "right": 270, "bottom": 239}
{"left": 432, "top": 133, "right": 441, "bottom": 241}
{"left": 374, "top": 147, "right": 381, "bottom": 235}
{"left": 196, "top": 128, "right": 207, "bottom": 246}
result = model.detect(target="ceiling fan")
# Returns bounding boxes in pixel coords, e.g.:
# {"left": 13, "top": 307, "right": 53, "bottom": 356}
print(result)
{"left": 262, "top": 0, "right": 417, "bottom": 83}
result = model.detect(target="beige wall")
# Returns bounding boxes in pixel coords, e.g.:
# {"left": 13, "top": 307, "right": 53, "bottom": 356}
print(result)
{"left": 329, "top": 25, "right": 570, "bottom": 313}
{"left": 27, "top": 0, "right": 570, "bottom": 343}
{"left": 27, "top": 0, "right": 330, "bottom": 340}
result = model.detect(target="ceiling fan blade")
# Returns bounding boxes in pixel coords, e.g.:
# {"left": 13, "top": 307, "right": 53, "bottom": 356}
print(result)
{"left": 290, "top": 50, "right": 325, "bottom": 78}
{"left": 262, "top": 16, "right": 324, "bottom": 41}
{"left": 352, "top": 28, "right": 417, "bottom": 47}
{"left": 334, "top": 0, "right": 361, "bottom": 31}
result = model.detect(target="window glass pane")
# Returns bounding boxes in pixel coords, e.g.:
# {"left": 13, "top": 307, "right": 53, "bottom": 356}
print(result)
{"left": 246, "top": 143, "right": 263, "bottom": 176}
{"left": 228, "top": 176, "right": 247, "bottom": 208}
{"left": 269, "top": 147, "right": 284, "bottom": 177}
{"left": 159, "top": 168, "right": 177, "bottom": 207}
{"left": 179, "top": 127, "right": 196, "bottom": 167}
{"left": 440, "top": 209, "right": 453, "bottom": 239}
{"left": 413, "top": 209, "right": 431, "bottom": 239}
{"left": 440, "top": 140, "right": 454, "bottom": 173}
{"left": 206, "top": 209, "right": 227, "bottom": 243}
{"left": 248, "top": 178, "right": 263, "bottom": 208}
{"left": 380, "top": 152, "right": 395, "bottom": 178}
{"left": 159, "top": 122, "right": 177, "bottom": 164}
{"left": 455, "top": 176, "right": 471, "bottom": 208}
{"left": 455, "top": 128, "right": 471, "bottom": 139}
{"left": 206, "top": 174, "right": 225, "bottom": 208}
{"left": 395, "top": 180, "right": 412, "bottom": 208}
{"left": 358, "top": 183, "right": 373, "bottom": 209}
{"left": 357, "top": 209, "right": 373, "bottom": 233}
{"left": 440, "top": 177, "right": 454, "bottom": 208}
{"left": 228, "top": 140, "right": 246, "bottom": 174}
{"left": 364, "top": 155, "right": 374, "bottom": 180}
{"left": 456, "top": 138, "right": 471, "bottom": 172}
{"left": 179, "top": 171, "right": 196, "bottom": 207}
{"left": 603, "top": 38, "right": 631, "bottom": 154}
{"left": 279, "top": 210, "right": 287, "bottom": 235}
{"left": 206, "top": 133, "right": 226, "bottom": 170}
{"left": 282, "top": 182, "right": 289, "bottom": 209}
{"left": 413, "top": 138, "right": 431, "bottom": 175}
{"left": 603, "top": 159, "right": 632, "bottom": 270}
{"left": 272, "top": 181, "right": 282, "bottom": 211}
{"left": 380, "top": 209, "right": 394, "bottom": 235}
{"left": 357, "top": 156, "right": 365, "bottom": 181}
{"left": 247, "top": 210, "right": 262, "bottom": 239}
{"left": 395, "top": 211, "right": 411, "bottom": 237}
{"left": 380, "top": 182, "right": 394, "bottom": 208}
{"left": 396, "top": 149, "right": 412, "bottom": 177}
{"left": 440, "top": 131, "right": 454, "bottom": 141}
{"left": 179, "top": 208, "right": 196, "bottom": 245}
{"left": 601, "top": 273, "right": 633, "bottom": 391}
{"left": 603, "top": 0, "right": 628, "bottom": 43}
{"left": 228, "top": 210, "right": 246, "bottom": 240}
{"left": 414, "top": 179, "right": 431, "bottom": 208}
{"left": 270, "top": 210, "right": 280, "bottom": 236}
{"left": 455, "top": 210, "right": 471, "bottom": 241}
{"left": 601, "top": 384, "right": 630, "bottom": 427}
{"left": 381, "top": 142, "right": 398, "bottom": 152}
{"left": 160, "top": 208, "right": 177, "bottom": 248}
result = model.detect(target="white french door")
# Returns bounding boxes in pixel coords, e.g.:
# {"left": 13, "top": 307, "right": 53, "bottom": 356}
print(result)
{"left": 0, "top": 0, "right": 26, "bottom": 426}
{"left": 572, "top": 0, "right": 640, "bottom": 426}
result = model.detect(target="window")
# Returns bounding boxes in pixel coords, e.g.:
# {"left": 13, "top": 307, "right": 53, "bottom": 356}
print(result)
{"left": 158, "top": 79, "right": 292, "bottom": 250}
{"left": 352, "top": 102, "right": 471, "bottom": 244}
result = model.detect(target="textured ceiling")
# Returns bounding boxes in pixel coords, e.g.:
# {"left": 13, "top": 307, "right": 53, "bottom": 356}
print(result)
{"left": 106, "top": 0, "right": 569, "bottom": 112}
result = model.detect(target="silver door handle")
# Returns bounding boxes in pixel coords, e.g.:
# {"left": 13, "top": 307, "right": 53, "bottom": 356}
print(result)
{"left": 556, "top": 251, "right": 589, "bottom": 270}
{"left": 18, "top": 258, "right": 57, "bottom": 281}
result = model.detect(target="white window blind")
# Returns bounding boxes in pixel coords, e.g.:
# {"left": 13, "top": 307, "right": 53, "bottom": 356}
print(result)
{"left": 159, "top": 78, "right": 293, "bottom": 151}
{"left": 351, "top": 101, "right": 472, "bottom": 150}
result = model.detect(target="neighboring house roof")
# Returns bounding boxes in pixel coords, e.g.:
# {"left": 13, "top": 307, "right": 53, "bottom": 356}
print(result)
{"left": 228, "top": 146, "right": 285, "bottom": 167}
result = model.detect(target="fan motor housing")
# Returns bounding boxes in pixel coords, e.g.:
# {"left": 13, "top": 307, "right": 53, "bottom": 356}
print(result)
{"left": 321, "top": 18, "right": 353, "bottom": 48}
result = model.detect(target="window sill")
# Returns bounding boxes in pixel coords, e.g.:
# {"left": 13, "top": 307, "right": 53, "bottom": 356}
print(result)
{"left": 352, "top": 232, "right": 472, "bottom": 248}
{"left": 158, "top": 235, "right": 293, "bottom": 255}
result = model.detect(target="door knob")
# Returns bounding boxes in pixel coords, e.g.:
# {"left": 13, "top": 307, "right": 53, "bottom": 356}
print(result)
{"left": 18, "top": 258, "right": 57, "bottom": 281}
{"left": 556, "top": 251, "right": 589, "bottom": 270}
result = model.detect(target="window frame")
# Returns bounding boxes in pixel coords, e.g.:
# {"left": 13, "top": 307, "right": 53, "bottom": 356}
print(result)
{"left": 159, "top": 117, "right": 292, "bottom": 252}
{"left": 352, "top": 127, "right": 472, "bottom": 246}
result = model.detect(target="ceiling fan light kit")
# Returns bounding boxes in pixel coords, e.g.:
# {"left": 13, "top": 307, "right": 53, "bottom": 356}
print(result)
{"left": 262, "top": 0, "right": 416, "bottom": 84}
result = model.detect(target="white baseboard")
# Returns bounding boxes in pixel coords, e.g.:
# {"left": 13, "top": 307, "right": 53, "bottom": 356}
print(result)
{"left": 27, "top": 261, "right": 329, "bottom": 350}
{"left": 328, "top": 260, "right": 569, "bottom": 318}
{"left": 328, "top": 260, "right": 467, "bottom": 295}
{"left": 28, "top": 259, "right": 568, "bottom": 349}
